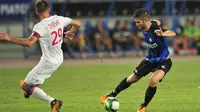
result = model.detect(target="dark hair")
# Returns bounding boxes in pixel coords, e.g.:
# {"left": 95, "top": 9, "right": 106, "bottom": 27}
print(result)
{"left": 134, "top": 8, "right": 150, "bottom": 20}
{"left": 35, "top": 0, "right": 49, "bottom": 13}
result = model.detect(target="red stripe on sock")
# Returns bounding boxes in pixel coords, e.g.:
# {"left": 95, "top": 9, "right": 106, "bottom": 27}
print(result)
{"left": 30, "top": 86, "right": 36, "bottom": 95}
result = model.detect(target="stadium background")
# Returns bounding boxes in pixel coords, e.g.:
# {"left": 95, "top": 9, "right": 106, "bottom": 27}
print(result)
{"left": 0, "top": 0, "right": 200, "bottom": 112}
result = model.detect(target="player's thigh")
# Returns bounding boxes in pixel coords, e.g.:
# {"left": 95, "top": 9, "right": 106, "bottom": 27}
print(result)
{"left": 157, "top": 58, "right": 172, "bottom": 75}
{"left": 154, "top": 58, "right": 172, "bottom": 82}
{"left": 150, "top": 70, "right": 165, "bottom": 84}
{"left": 133, "top": 59, "right": 154, "bottom": 77}
{"left": 24, "top": 62, "right": 60, "bottom": 85}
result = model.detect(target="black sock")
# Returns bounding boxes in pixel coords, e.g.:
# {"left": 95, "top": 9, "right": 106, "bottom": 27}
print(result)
{"left": 110, "top": 78, "right": 132, "bottom": 97}
{"left": 141, "top": 86, "right": 157, "bottom": 106}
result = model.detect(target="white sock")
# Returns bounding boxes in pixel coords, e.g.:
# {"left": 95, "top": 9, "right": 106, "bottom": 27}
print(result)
{"left": 31, "top": 87, "right": 55, "bottom": 104}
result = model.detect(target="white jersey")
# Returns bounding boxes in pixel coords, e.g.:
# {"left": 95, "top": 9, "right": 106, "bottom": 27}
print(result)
{"left": 31, "top": 15, "right": 72, "bottom": 65}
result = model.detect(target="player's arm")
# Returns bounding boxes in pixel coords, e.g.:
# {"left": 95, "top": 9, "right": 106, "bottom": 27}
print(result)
{"left": 0, "top": 32, "right": 38, "bottom": 47}
{"left": 154, "top": 27, "right": 176, "bottom": 37}
{"left": 159, "top": 29, "right": 176, "bottom": 37}
{"left": 68, "top": 20, "right": 81, "bottom": 33}
{"left": 64, "top": 20, "right": 82, "bottom": 38}
{"left": 153, "top": 20, "right": 161, "bottom": 26}
{"left": 152, "top": 20, "right": 176, "bottom": 37}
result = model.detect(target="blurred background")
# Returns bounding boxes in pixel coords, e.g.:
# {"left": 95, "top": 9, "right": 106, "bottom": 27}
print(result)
{"left": 1, "top": 1, "right": 200, "bottom": 112}
{"left": 1, "top": 0, "right": 200, "bottom": 59}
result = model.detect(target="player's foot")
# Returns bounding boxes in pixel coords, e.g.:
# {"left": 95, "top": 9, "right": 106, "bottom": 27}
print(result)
{"left": 51, "top": 100, "right": 63, "bottom": 112}
{"left": 100, "top": 93, "right": 113, "bottom": 104}
{"left": 20, "top": 80, "right": 30, "bottom": 99}
{"left": 137, "top": 105, "right": 147, "bottom": 112}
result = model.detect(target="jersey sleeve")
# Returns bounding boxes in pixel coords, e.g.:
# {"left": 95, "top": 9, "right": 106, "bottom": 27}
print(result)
{"left": 59, "top": 16, "right": 72, "bottom": 27}
{"left": 31, "top": 23, "right": 46, "bottom": 38}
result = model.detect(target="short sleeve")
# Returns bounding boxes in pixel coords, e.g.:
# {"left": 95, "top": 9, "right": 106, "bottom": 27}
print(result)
{"left": 151, "top": 21, "right": 160, "bottom": 31}
{"left": 58, "top": 16, "right": 72, "bottom": 27}
{"left": 31, "top": 23, "right": 46, "bottom": 38}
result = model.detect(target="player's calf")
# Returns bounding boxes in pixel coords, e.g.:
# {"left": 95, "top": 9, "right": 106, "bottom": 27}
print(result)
{"left": 20, "top": 80, "right": 30, "bottom": 98}
{"left": 20, "top": 80, "right": 33, "bottom": 99}
{"left": 101, "top": 74, "right": 141, "bottom": 105}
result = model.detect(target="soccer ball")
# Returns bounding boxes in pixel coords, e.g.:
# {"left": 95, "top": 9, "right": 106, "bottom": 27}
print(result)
{"left": 104, "top": 97, "right": 120, "bottom": 112}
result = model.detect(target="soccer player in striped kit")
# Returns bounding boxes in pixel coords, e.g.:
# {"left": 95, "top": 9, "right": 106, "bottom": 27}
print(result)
{"left": 101, "top": 8, "right": 176, "bottom": 112}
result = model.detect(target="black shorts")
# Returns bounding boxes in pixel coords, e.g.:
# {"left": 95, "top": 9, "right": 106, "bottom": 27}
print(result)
{"left": 133, "top": 58, "right": 172, "bottom": 77}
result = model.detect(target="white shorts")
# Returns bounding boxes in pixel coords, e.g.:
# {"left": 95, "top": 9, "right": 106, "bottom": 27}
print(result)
{"left": 24, "top": 60, "right": 61, "bottom": 85}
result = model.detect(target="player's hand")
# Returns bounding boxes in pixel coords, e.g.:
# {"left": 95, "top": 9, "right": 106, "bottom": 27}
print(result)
{"left": 64, "top": 31, "right": 74, "bottom": 40}
{"left": 0, "top": 32, "right": 11, "bottom": 41}
{"left": 154, "top": 27, "right": 164, "bottom": 36}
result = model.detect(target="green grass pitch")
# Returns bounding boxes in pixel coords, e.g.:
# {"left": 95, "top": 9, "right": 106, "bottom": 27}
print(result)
{"left": 0, "top": 60, "right": 200, "bottom": 112}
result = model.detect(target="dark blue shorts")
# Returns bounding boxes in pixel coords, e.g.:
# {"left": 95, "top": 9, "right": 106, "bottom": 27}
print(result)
{"left": 133, "top": 58, "right": 172, "bottom": 77}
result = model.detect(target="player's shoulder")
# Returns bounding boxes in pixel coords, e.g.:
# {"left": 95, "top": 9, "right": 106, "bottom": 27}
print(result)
{"left": 150, "top": 20, "right": 161, "bottom": 31}
{"left": 51, "top": 15, "right": 60, "bottom": 19}
{"left": 151, "top": 20, "right": 161, "bottom": 26}
{"left": 53, "top": 15, "right": 66, "bottom": 22}
{"left": 32, "top": 22, "right": 41, "bottom": 30}
{"left": 35, "top": 20, "right": 46, "bottom": 26}
{"left": 34, "top": 22, "right": 41, "bottom": 27}
{"left": 54, "top": 15, "right": 64, "bottom": 19}
{"left": 33, "top": 21, "right": 46, "bottom": 31}
{"left": 56, "top": 15, "right": 72, "bottom": 21}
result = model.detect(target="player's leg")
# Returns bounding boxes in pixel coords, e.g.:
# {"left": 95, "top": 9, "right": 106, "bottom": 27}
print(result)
{"left": 21, "top": 81, "right": 54, "bottom": 103}
{"left": 137, "top": 70, "right": 164, "bottom": 112}
{"left": 21, "top": 62, "right": 63, "bottom": 112}
{"left": 100, "top": 59, "right": 153, "bottom": 104}
{"left": 100, "top": 73, "right": 142, "bottom": 104}
{"left": 113, "top": 73, "right": 142, "bottom": 96}
{"left": 21, "top": 81, "right": 62, "bottom": 112}
{"left": 138, "top": 59, "right": 172, "bottom": 112}
{"left": 20, "top": 80, "right": 39, "bottom": 98}
{"left": 20, "top": 80, "right": 30, "bottom": 98}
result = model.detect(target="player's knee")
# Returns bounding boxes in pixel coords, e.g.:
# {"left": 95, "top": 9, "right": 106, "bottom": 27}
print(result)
{"left": 127, "top": 74, "right": 139, "bottom": 83}
{"left": 149, "top": 77, "right": 159, "bottom": 86}
{"left": 21, "top": 84, "right": 26, "bottom": 91}
{"left": 21, "top": 82, "right": 30, "bottom": 92}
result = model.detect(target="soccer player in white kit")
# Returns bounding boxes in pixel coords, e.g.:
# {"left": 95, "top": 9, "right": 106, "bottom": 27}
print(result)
{"left": 0, "top": 0, "right": 81, "bottom": 112}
